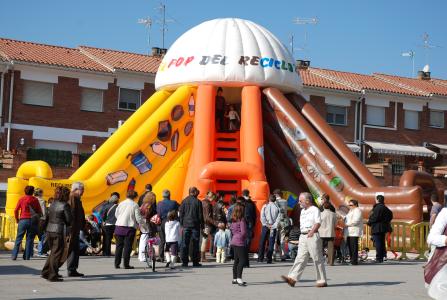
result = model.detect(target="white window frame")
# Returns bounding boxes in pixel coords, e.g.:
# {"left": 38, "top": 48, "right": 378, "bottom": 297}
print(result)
{"left": 80, "top": 88, "right": 104, "bottom": 112}
{"left": 326, "top": 105, "right": 347, "bottom": 126}
{"left": 429, "top": 109, "right": 444, "bottom": 129}
{"left": 118, "top": 87, "right": 141, "bottom": 111}
{"left": 366, "top": 105, "right": 386, "bottom": 126}
{"left": 404, "top": 110, "right": 419, "bottom": 130}
{"left": 22, "top": 80, "right": 54, "bottom": 107}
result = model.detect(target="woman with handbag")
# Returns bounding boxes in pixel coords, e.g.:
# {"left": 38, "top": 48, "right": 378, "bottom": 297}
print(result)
{"left": 41, "top": 186, "right": 72, "bottom": 282}
{"left": 12, "top": 186, "right": 42, "bottom": 260}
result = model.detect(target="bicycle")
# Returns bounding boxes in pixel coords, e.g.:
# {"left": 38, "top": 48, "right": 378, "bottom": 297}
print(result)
{"left": 144, "top": 234, "right": 160, "bottom": 272}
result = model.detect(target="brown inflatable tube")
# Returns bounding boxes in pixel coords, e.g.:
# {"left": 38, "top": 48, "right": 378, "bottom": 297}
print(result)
{"left": 287, "top": 93, "right": 380, "bottom": 188}
{"left": 264, "top": 143, "right": 306, "bottom": 197}
{"left": 263, "top": 87, "right": 423, "bottom": 223}
{"left": 400, "top": 170, "right": 443, "bottom": 213}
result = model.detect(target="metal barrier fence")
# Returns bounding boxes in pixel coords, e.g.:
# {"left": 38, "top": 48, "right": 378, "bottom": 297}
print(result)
{"left": 0, "top": 213, "right": 17, "bottom": 248}
{"left": 361, "top": 221, "right": 430, "bottom": 260}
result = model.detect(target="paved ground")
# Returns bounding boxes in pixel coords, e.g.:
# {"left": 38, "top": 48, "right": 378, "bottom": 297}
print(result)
{"left": 0, "top": 252, "right": 430, "bottom": 300}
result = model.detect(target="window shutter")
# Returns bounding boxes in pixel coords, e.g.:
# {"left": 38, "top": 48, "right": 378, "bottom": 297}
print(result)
{"left": 366, "top": 105, "right": 385, "bottom": 126}
{"left": 429, "top": 110, "right": 444, "bottom": 128}
{"left": 404, "top": 110, "right": 419, "bottom": 130}
{"left": 22, "top": 80, "right": 53, "bottom": 106}
{"left": 81, "top": 88, "right": 103, "bottom": 112}
{"left": 119, "top": 88, "right": 140, "bottom": 110}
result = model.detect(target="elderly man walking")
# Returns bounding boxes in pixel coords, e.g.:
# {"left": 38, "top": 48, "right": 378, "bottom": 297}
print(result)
{"left": 281, "top": 192, "right": 327, "bottom": 288}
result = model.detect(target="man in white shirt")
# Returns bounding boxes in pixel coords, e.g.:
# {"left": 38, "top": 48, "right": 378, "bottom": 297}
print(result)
{"left": 282, "top": 192, "right": 327, "bottom": 288}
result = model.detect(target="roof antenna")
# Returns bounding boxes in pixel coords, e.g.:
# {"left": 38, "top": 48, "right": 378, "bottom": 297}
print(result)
{"left": 292, "top": 17, "right": 318, "bottom": 60}
{"left": 137, "top": 17, "right": 152, "bottom": 55}
{"left": 155, "top": 2, "right": 174, "bottom": 49}
{"left": 401, "top": 50, "right": 415, "bottom": 78}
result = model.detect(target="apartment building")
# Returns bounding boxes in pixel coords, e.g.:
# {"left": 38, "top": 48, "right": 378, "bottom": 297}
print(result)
{"left": 299, "top": 63, "right": 447, "bottom": 185}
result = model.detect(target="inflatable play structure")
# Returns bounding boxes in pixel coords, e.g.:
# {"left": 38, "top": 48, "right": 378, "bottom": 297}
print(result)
{"left": 5, "top": 18, "right": 440, "bottom": 249}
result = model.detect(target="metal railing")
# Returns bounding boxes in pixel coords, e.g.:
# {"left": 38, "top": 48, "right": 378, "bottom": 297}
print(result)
{"left": 360, "top": 221, "right": 430, "bottom": 260}
{"left": 0, "top": 213, "right": 17, "bottom": 247}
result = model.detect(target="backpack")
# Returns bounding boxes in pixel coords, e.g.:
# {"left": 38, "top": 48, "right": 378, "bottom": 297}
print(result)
{"left": 100, "top": 202, "right": 111, "bottom": 221}
{"left": 28, "top": 203, "right": 41, "bottom": 225}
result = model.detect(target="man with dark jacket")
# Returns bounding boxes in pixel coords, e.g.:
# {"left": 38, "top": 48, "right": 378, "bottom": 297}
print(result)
{"left": 367, "top": 194, "right": 393, "bottom": 263}
{"left": 243, "top": 190, "right": 256, "bottom": 245}
{"left": 157, "top": 189, "right": 179, "bottom": 261}
{"left": 243, "top": 190, "right": 256, "bottom": 266}
{"left": 67, "top": 182, "right": 85, "bottom": 277}
{"left": 179, "top": 187, "right": 204, "bottom": 267}
{"left": 41, "top": 186, "right": 72, "bottom": 282}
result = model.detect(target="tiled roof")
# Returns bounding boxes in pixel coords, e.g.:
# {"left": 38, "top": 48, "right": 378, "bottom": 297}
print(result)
{"left": 428, "top": 78, "right": 447, "bottom": 89}
{"left": 0, "top": 38, "right": 111, "bottom": 73}
{"left": 299, "top": 68, "right": 359, "bottom": 92}
{"left": 79, "top": 46, "right": 161, "bottom": 74}
{"left": 374, "top": 73, "right": 447, "bottom": 97}
{"left": 302, "top": 67, "right": 428, "bottom": 97}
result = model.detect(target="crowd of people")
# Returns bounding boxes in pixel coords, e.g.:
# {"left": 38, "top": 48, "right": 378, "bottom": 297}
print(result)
{"left": 12, "top": 181, "right": 446, "bottom": 295}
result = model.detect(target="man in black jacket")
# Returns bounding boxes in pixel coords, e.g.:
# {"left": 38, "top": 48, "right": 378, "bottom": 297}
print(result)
{"left": 367, "top": 194, "right": 393, "bottom": 263}
{"left": 242, "top": 189, "right": 256, "bottom": 267}
{"left": 179, "top": 187, "right": 204, "bottom": 267}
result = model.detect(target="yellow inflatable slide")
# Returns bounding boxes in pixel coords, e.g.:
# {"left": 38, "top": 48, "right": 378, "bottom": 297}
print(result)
{"left": 6, "top": 85, "right": 197, "bottom": 217}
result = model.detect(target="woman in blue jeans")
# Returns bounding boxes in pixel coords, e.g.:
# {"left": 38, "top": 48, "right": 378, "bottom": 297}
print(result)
{"left": 12, "top": 186, "right": 42, "bottom": 260}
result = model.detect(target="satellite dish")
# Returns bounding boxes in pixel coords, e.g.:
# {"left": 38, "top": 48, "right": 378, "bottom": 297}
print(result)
{"left": 423, "top": 64, "right": 430, "bottom": 73}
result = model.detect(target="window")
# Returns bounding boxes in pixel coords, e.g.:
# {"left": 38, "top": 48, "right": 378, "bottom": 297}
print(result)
{"left": 119, "top": 88, "right": 140, "bottom": 110}
{"left": 366, "top": 105, "right": 385, "bottom": 126}
{"left": 27, "top": 148, "right": 72, "bottom": 167}
{"left": 326, "top": 105, "right": 347, "bottom": 125}
{"left": 429, "top": 110, "right": 444, "bottom": 128}
{"left": 404, "top": 110, "right": 419, "bottom": 130}
{"left": 81, "top": 88, "right": 103, "bottom": 112}
{"left": 378, "top": 154, "right": 405, "bottom": 175}
{"left": 22, "top": 80, "right": 53, "bottom": 106}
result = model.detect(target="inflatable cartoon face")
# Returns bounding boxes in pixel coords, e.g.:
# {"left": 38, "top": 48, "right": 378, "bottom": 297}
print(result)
{"left": 155, "top": 18, "right": 302, "bottom": 93}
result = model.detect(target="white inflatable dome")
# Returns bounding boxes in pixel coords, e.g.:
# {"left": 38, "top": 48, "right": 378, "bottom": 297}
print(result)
{"left": 155, "top": 18, "right": 302, "bottom": 93}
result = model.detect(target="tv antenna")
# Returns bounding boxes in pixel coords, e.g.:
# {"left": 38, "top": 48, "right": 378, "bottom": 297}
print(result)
{"left": 419, "top": 32, "right": 441, "bottom": 65}
{"left": 401, "top": 50, "right": 415, "bottom": 78}
{"left": 292, "top": 17, "right": 318, "bottom": 59}
{"left": 155, "top": 2, "right": 174, "bottom": 49}
{"left": 137, "top": 17, "right": 152, "bottom": 55}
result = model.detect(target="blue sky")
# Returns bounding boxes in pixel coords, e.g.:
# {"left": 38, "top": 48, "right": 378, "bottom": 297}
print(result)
{"left": 1, "top": 0, "right": 446, "bottom": 78}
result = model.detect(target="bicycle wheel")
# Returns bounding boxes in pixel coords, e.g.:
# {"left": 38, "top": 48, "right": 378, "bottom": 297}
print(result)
{"left": 151, "top": 245, "right": 156, "bottom": 272}
{"left": 145, "top": 243, "right": 152, "bottom": 269}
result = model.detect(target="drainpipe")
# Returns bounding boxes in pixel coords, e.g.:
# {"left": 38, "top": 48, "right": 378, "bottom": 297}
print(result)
{"left": 0, "top": 65, "right": 8, "bottom": 131}
{"left": 6, "top": 69, "right": 14, "bottom": 151}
